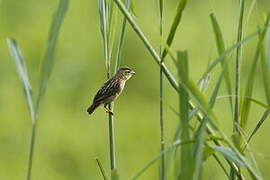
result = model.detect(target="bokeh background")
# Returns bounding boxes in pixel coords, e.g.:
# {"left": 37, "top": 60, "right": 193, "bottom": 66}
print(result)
{"left": 0, "top": 0, "right": 270, "bottom": 179}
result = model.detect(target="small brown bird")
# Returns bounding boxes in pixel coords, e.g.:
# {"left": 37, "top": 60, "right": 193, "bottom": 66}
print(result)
{"left": 87, "top": 66, "right": 136, "bottom": 115}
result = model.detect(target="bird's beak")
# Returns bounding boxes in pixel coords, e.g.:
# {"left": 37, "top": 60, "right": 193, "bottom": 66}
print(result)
{"left": 131, "top": 71, "right": 136, "bottom": 75}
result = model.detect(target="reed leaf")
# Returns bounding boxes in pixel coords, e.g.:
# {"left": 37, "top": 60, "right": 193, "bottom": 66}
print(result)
{"left": 243, "top": 110, "right": 270, "bottom": 151}
{"left": 7, "top": 38, "right": 35, "bottom": 123}
{"left": 96, "top": 157, "right": 109, "bottom": 180}
{"left": 210, "top": 13, "right": 233, "bottom": 111}
{"left": 240, "top": 14, "right": 270, "bottom": 129}
{"left": 260, "top": 12, "right": 270, "bottom": 106}
{"left": 36, "top": 0, "right": 69, "bottom": 112}
{"left": 161, "top": 0, "right": 187, "bottom": 60}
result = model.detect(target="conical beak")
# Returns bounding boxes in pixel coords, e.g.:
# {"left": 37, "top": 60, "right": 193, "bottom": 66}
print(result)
{"left": 131, "top": 71, "right": 136, "bottom": 75}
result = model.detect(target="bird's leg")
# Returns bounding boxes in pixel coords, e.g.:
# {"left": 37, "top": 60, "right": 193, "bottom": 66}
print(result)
{"left": 104, "top": 104, "right": 114, "bottom": 115}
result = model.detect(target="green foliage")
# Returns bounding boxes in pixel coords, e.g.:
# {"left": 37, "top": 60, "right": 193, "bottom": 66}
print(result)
{"left": 36, "top": 0, "right": 69, "bottom": 112}
{"left": 7, "top": 39, "right": 35, "bottom": 124}
{"left": 3, "top": 0, "right": 270, "bottom": 179}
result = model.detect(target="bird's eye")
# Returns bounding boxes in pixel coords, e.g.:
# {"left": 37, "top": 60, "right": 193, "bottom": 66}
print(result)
{"left": 126, "top": 71, "right": 130, "bottom": 74}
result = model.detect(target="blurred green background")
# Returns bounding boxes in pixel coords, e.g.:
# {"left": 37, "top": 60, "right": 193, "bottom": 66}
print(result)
{"left": 1, "top": 0, "right": 270, "bottom": 179}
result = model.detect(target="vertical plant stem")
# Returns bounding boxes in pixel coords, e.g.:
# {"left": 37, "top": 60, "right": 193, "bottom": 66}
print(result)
{"left": 158, "top": 0, "right": 165, "bottom": 179}
{"left": 99, "top": 0, "right": 117, "bottom": 172}
{"left": 108, "top": 104, "right": 116, "bottom": 170}
{"left": 232, "top": 0, "right": 245, "bottom": 179}
{"left": 26, "top": 123, "right": 37, "bottom": 180}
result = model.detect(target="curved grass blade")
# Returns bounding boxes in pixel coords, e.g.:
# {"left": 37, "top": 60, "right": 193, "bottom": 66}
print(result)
{"left": 161, "top": 0, "right": 187, "bottom": 60}
{"left": 217, "top": 95, "right": 270, "bottom": 111}
{"left": 7, "top": 38, "right": 35, "bottom": 123}
{"left": 213, "top": 145, "right": 262, "bottom": 180}
{"left": 210, "top": 13, "right": 233, "bottom": 112}
{"left": 200, "top": 29, "right": 265, "bottom": 82}
{"left": 240, "top": 14, "right": 270, "bottom": 128}
{"left": 96, "top": 157, "right": 109, "bottom": 180}
{"left": 261, "top": 12, "right": 270, "bottom": 106}
{"left": 243, "top": 110, "right": 270, "bottom": 151}
{"left": 36, "top": 0, "right": 69, "bottom": 112}
{"left": 131, "top": 139, "right": 196, "bottom": 180}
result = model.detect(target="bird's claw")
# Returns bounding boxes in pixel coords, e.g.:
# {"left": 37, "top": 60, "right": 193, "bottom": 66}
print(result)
{"left": 106, "top": 109, "right": 114, "bottom": 115}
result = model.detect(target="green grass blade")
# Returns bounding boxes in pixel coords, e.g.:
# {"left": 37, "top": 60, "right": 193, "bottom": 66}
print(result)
{"left": 243, "top": 110, "right": 270, "bottom": 151}
{"left": 233, "top": 0, "right": 245, "bottom": 134}
{"left": 7, "top": 38, "right": 35, "bottom": 123}
{"left": 217, "top": 95, "right": 270, "bottom": 110}
{"left": 212, "top": 146, "right": 245, "bottom": 167}
{"left": 131, "top": 139, "right": 196, "bottom": 180}
{"left": 114, "top": 0, "right": 131, "bottom": 73}
{"left": 95, "top": 157, "right": 109, "bottom": 180}
{"left": 210, "top": 13, "right": 233, "bottom": 111}
{"left": 193, "top": 119, "right": 206, "bottom": 180}
{"left": 36, "top": 0, "right": 69, "bottom": 112}
{"left": 200, "top": 29, "right": 264, "bottom": 82}
{"left": 177, "top": 51, "right": 193, "bottom": 179}
{"left": 260, "top": 12, "right": 270, "bottom": 106}
{"left": 161, "top": 0, "right": 187, "bottom": 60}
{"left": 213, "top": 145, "right": 262, "bottom": 180}
{"left": 240, "top": 14, "right": 270, "bottom": 129}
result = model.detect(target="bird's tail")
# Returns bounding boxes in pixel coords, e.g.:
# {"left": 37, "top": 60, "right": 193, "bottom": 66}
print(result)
{"left": 87, "top": 103, "right": 99, "bottom": 114}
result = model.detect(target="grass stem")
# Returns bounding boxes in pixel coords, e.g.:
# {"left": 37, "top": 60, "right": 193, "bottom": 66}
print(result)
{"left": 158, "top": 0, "right": 165, "bottom": 179}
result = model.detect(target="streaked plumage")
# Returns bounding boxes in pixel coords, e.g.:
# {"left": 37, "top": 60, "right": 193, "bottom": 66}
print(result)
{"left": 87, "top": 66, "right": 136, "bottom": 115}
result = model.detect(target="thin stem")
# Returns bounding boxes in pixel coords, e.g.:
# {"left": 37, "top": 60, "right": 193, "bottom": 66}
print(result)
{"left": 26, "top": 123, "right": 37, "bottom": 180}
{"left": 233, "top": 0, "right": 245, "bottom": 134}
{"left": 158, "top": 0, "right": 165, "bottom": 179}
{"left": 108, "top": 104, "right": 116, "bottom": 170}
{"left": 96, "top": 157, "right": 109, "bottom": 180}
{"left": 232, "top": 0, "right": 245, "bottom": 179}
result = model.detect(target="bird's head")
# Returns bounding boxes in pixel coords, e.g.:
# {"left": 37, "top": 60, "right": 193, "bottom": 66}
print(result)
{"left": 116, "top": 66, "right": 136, "bottom": 80}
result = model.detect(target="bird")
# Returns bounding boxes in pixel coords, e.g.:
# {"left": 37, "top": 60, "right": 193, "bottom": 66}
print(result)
{"left": 87, "top": 66, "right": 136, "bottom": 115}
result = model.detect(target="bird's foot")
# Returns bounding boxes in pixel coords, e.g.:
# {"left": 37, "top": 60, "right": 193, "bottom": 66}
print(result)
{"left": 106, "top": 109, "right": 114, "bottom": 115}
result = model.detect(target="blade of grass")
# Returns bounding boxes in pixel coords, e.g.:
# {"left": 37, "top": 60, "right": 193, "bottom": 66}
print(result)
{"left": 240, "top": 14, "right": 270, "bottom": 129}
{"left": 231, "top": 0, "right": 245, "bottom": 177}
{"left": 161, "top": 0, "right": 187, "bottom": 60}
{"left": 243, "top": 110, "right": 270, "bottom": 151}
{"left": 26, "top": 1, "right": 68, "bottom": 180}
{"left": 7, "top": 38, "right": 35, "bottom": 123}
{"left": 177, "top": 51, "right": 193, "bottom": 179}
{"left": 192, "top": 117, "right": 206, "bottom": 180}
{"left": 210, "top": 13, "right": 233, "bottom": 112}
{"left": 260, "top": 13, "right": 270, "bottom": 106}
{"left": 96, "top": 157, "right": 109, "bottom": 180}
{"left": 114, "top": 0, "right": 131, "bottom": 73}
{"left": 200, "top": 29, "right": 264, "bottom": 82}
{"left": 36, "top": 0, "right": 69, "bottom": 112}
{"left": 7, "top": 38, "right": 36, "bottom": 180}
{"left": 217, "top": 95, "right": 270, "bottom": 111}
{"left": 158, "top": 0, "right": 165, "bottom": 179}
{"left": 131, "top": 139, "right": 196, "bottom": 180}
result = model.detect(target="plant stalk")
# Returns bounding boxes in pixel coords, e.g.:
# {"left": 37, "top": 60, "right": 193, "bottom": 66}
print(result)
{"left": 26, "top": 123, "right": 37, "bottom": 180}
{"left": 232, "top": 0, "right": 245, "bottom": 179}
{"left": 158, "top": 0, "right": 165, "bottom": 179}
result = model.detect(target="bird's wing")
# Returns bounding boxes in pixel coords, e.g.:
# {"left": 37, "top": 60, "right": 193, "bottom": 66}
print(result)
{"left": 93, "top": 78, "right": 120, "bottom": 104}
